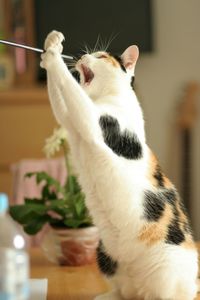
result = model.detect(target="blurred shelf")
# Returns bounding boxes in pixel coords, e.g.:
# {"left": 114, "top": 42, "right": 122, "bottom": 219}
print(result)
{"left": 0, "top": 85, "right": 48, "bottom": 105}
{"left": 0, "top": 84, "right": 57, "bottom": 196}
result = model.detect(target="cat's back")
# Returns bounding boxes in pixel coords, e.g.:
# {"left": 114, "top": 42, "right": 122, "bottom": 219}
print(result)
{"left": 138, "top": 149, "right": 196, "bottom": 249}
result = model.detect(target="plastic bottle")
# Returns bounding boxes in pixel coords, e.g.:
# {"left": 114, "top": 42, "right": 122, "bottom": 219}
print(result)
{"left": 0, "top": 193, "right": 29, "bottom": 300}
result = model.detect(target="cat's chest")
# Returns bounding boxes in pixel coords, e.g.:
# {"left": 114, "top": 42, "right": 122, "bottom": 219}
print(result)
{"left": 96, "top": 103, "right": 130, "bottom": 129}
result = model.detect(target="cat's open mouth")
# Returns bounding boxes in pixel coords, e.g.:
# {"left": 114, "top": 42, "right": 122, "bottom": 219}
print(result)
{"left": 81, "top": 64, "right": 94, "bottom": 85}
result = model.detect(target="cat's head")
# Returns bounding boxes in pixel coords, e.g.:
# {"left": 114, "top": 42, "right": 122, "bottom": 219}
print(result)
{"left": 75, "top": 45, "right": 139, "bottom": 99}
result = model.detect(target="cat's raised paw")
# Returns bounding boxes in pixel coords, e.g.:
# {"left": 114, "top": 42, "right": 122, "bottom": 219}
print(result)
{"left": 40, "top": 47, "right": 60, "bottom": 69}
{"left": 44, "top": 30, "right": 65, "bottom": 53}
{"left": 40, "top": 30, "right": 65, "bottom": 69}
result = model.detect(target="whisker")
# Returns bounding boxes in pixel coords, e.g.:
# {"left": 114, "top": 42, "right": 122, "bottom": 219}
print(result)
{"left": 93, "top": 34, "right": 101, "bottom": 53}
{"left": 104, "top": 32, "right": 119, "bottom": 52}
{"left": 78, "top": 32, "right": 119, "bottom": 57}
{"left": 65, "top": 54, "right": 79, "bottom": 68}
{"left": 111, "top": 32, "right": 119, "bottom": 45}
{"left": 95, "top": 32, "right": 119, "bottom": 53}
{"left": 66, "top": 62, "right": 76, "bottom": 67}
{"left": 71, "top": 54, "right": 78, "bottom": 60}
{"left": 81, "top": 47, "right": 88, "bottom": 54}
{"left": 99, "top": 36, "right": 104, "bottom": 52}
{"left": 66, "top": 61, "right": 77, "bottom": 64}
{"left": 69, "top": 67, "right": 77, "bottom": 73}
{"left": 83, "top": 43, "right": 92, "bottom": 55}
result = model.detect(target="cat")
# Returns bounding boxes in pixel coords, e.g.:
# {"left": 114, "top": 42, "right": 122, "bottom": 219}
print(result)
{"left": 40, "top": 31, "right": 198, "bottom": 300}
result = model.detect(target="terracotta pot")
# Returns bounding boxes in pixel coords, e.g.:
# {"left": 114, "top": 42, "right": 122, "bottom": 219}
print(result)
{"left": 41, "top": 226, "right": 99, "bottom": 266}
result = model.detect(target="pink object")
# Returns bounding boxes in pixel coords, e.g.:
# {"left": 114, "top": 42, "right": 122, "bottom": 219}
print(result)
{"left": 10, "top": 157, "right": 67, "bottom": 246}
{"left": 14, "top": 27, "right": 27, "bottom": 74}
{"left": 41, "top": 226, "right": 99, "bottom": 266}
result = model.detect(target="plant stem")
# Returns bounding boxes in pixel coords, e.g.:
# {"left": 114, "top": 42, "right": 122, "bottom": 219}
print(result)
{"left": 61, "top": 141, "right": 73, "bottom": 193}
{"left": 62, "top": 141, "right": 71, "bottom": 175}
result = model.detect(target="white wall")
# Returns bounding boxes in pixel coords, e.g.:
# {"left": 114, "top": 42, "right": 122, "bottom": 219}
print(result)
{"left": 136, "top": 0, "right": 200, "bottom": 238}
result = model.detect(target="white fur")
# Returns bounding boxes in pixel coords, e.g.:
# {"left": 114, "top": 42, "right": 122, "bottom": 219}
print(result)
{"left": 41, "top": 31, "right": 198, "bottom": 300}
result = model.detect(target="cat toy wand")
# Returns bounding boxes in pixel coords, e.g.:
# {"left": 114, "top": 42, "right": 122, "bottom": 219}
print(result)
{"left": 0, "top": 39, "right": 74, "bottom": 60}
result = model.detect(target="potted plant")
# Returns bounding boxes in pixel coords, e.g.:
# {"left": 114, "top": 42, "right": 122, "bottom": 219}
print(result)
{"left": 9, "top": 127, "right": 99, "bottom": 266}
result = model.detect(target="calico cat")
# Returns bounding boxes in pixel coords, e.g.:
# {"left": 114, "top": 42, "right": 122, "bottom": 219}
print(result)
{"left": 40, "top": 31, "right": 198, "bottom": 300}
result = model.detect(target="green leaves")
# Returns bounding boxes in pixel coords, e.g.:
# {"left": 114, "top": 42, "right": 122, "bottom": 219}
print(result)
{"left": 24, "top": 215, "right": 50, "bottom": 235}
{"left": 10, "top": 204, "right": 46, "bottom": 222}
{"left": 25, "top": 172, "right": 65, "bottom": 194}
{"left": 63, "top": 218, "right": 90, "bottom": 228}
{"left": 65, "top": 175, "right": 82, "bottom": 194}
{"left": 9, "top": 203, "right": 50, "bottom": 235}
{"left": 63, "top": 193, "right": 92, "bottom": 228}
{"left": 9, "top": 171, "right": 93, "bottom": 234}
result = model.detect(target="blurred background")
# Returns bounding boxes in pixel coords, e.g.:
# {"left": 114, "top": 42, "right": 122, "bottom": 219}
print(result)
{"left": 0, "top": 0, "right": 199, "bottom": 238}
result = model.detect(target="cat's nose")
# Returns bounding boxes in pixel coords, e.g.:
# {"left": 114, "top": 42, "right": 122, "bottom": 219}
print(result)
{"left": 81, "top": 54, "right": 90, "bottom": 61}
{"left": 76, "top": 54, "right": 90, "bottom": 68}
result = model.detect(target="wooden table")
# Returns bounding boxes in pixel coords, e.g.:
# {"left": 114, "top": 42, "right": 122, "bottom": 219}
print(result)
{"left": 30, "top": 247, "right": 200, "bottom": 300}
{"left": 30, "top": 248, "right": 109, "bottom": 300}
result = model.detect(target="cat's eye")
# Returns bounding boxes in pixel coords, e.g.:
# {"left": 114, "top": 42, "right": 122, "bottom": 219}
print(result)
{"left": 97, "top": 54, "right": 108, "bottom": 59}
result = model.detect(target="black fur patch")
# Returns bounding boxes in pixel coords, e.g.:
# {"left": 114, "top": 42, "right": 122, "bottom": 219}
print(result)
{"left": 184, "top": 221, "right": 191, "bottom": 234}
{"left": 112, "top": 56, "right": 135, "bottom": 90}
{"left": 166, "top": 220, "right": 185, "bottom": 245}
{"left": 162, "top": 189, "right": 176, "bottom": 205}
{"left": 99, "top": 115, "right": 143, "bottom": 160}
{"left": 131, "top": 76, "right": 135, "bottom": 90}
{"left": 144, "top": 188, "right": 186, "bottom": 245}
{"left": 144, "top": 190, "right": 165, "bottom": 221}
{"left": 165, "top": 193, "right": 187, "bottom": 245}
{"left": 144, "top": 189, "right": 177, "bottom": 222}
{"left": 96, "top": 241, "right": 118, "bottom": 276}
{"left": 113, "top": 55, "right": 126, "bottom": 72}
{"left": 154, "top": 165, "right": 164, "bottom": 187}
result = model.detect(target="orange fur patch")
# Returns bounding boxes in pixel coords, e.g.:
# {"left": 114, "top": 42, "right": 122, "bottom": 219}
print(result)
{"left": 147, "top": 150, "right": 173, "bottom": 189}
{"left": 107, "top": 55, "right": 120, "bottom": 68}
{"left": 143, "top": 151, "right": 194, "bottom": 248}
{"left": 174, "top": 199, "right": 189, "bottom": 234}
{"left": 163, "top": 176, "right": 173, "bottom": 189}
{"left": 138, "top": 203, "right": 173, "bottom": 246}
{"left": 176, "top": 201, "right": 187, "bottom": 224}
{"left": 147, "top": 152, "right": 159, "bottom": 186}
{"left": 181, "top": 235, "right": 196, "bottom": 250}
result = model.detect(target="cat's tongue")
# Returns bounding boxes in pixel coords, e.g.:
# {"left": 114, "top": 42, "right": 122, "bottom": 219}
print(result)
{"left": 81, "top": 64, "right": 94, "bottom": 85}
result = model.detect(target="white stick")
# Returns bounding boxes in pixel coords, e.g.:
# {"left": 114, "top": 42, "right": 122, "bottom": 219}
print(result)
{"left": 0, "top": 39, "right": 74, "bottom": 60}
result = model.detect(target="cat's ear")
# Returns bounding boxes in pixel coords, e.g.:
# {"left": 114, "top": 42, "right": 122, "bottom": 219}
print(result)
{"left": 121, "top": 45, "right": 139, "bottom": 73}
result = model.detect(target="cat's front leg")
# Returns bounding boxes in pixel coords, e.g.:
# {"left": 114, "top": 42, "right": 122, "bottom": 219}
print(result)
{"left": 40, "top": 31, "right": 70, "bottom": 127}
{"left": 41, "top": 31, "right": 102, "bottom": 144}
{"left": 47, "top": 72, "right": 68, "bottom": 126}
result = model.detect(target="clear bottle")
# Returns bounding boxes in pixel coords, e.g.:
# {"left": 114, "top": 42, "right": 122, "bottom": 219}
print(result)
{"left": 0, "top": 193, "right": 29, "bottom": 300}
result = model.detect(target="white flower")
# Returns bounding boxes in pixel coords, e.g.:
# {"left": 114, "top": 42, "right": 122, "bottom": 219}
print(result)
{"left": 44, "top": 127, "right": 68, "bottom": 158}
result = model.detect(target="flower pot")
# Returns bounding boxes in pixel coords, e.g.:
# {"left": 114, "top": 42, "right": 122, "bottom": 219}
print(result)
{"left": 41, "top": 226, "right": 99, "bottom": 266}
